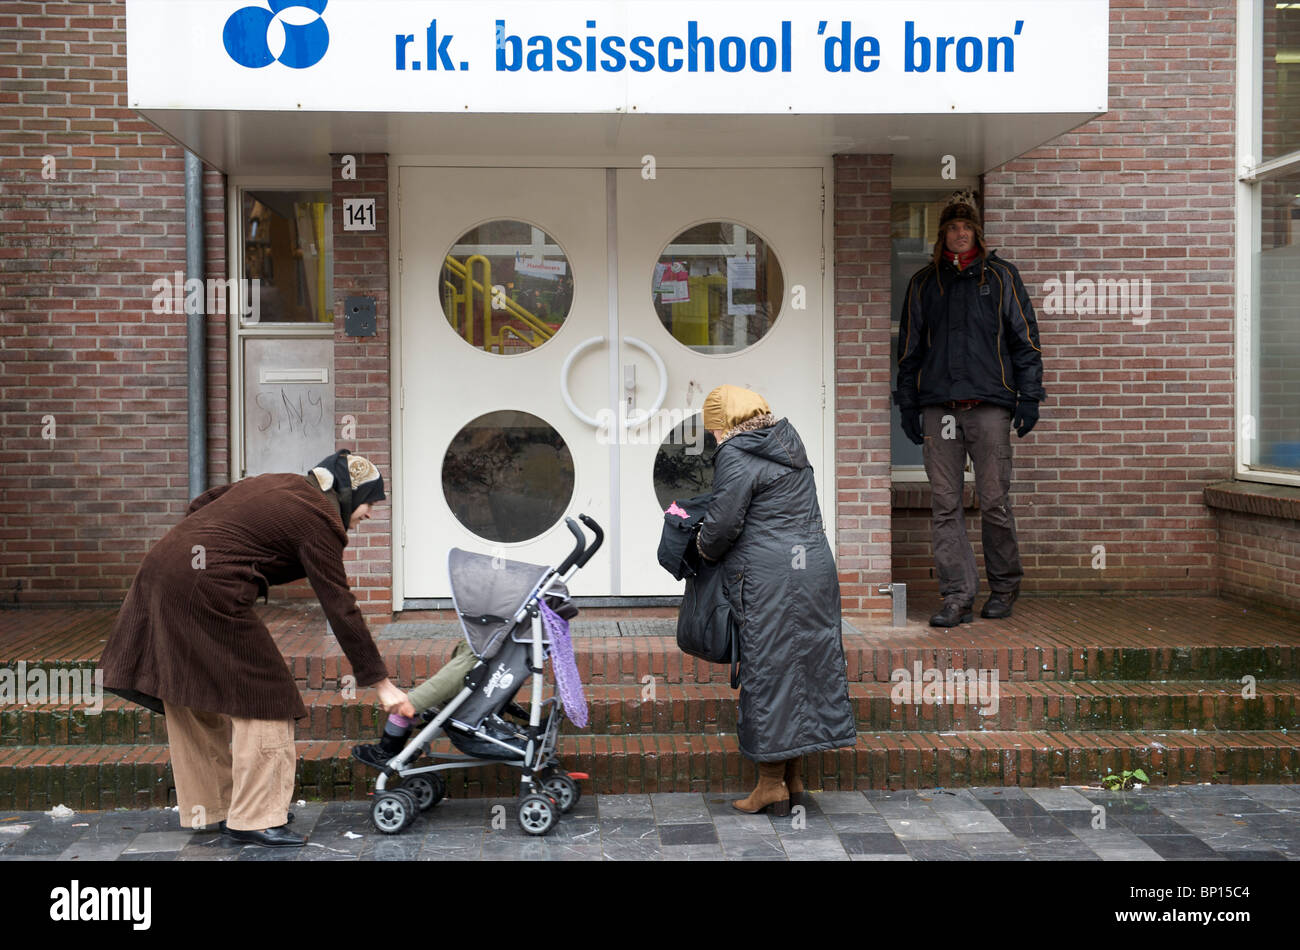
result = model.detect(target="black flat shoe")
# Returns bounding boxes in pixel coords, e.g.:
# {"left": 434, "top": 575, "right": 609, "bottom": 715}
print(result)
{"left": 222, "top": 824, "right": 306, "bottom": 848}
{"left": 980, "top": 589, "right": 1019, "bottom": 619}
{"left": 929, "top": 601, "right": 974, "bottom": 627}
{"left": 197, "top": 812, "right": 292, "bottom": 833}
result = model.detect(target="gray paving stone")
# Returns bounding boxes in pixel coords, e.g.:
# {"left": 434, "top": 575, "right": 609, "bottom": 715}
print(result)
{"left": 544, "top": 844, "right": 604, "bottom": 860}
{"left": 1026, "top": 787, "right": 1095, "bottom": 811}
{"left": 886, "top": 818, "right": 954, "bottom": 840}
{"left": 118, "top": 851, "right": 179, "bottom": 862}
{"left": 1022, "top": 839, "right": 1103, "bottom": 861}
{"left": 658, "top": 822, "right": 718, "bottom": 846}
{"left": 571, "top": 620, "right": 622, "bottom": 637}
{"left": 596, "top": 795, "right": 654, "bottom": 819}
{"left": 905, "top": 839, "right": 973, "bottom": 861}
{"left": 980, "top": 798, "right": 1050, "bottom": 818}
{"left": 838, "top": 832, "right": 907, "bottom": 855}
{"left": 601, "top": 839, "right": 665, "bottom": 861}
{"left": 718, "top": 836, "right": 786, "bottom": 859}
{"left": 1239, "top": 786, "right": 1300, "bottom": 806}
{"left": 712, "top": 813, "right": 777, "bottom": 835}
{"left": 616, "top": 619, "right": 675, "bottom": 637}
{"left": 58, "top": 839, "right": 132, "bottom": 861}
{"left": 848, "top": 853, "right": 914, "bottom": 861}
{"left": 121, "top": 830, "right": 193, "bottom": 854}
{"left": 651, "top": 793, "right": 710, "bottom": 824}
{"left": 873, "top": 798, "right": 937, "bottom": 819}
{"left": 955, "top": 833, "right": 1028, "bottom": 857}
{"left": 996, "top": 816, "right": 1076, "bottom": 839}
{"left": 782, "top": 837, "right": 850, "bottom": 861}
{"left": 1218, "top": 850, "right": 1287, "bottom": 860}
{"left": 923, "top": 789, "right": 987, "bottom": 812}
{"left": 481, "top": 838, "right": 552, "bottom": 861}
{"left": 971, "top": 787, "right": 1031, "bottom": 800}
{"left": 1137, "top": 835, "right": 1226, "bottom": 860}
{"left": 810, "top": 791, "right": 874, "bottom": 814}
{"left": 661, "top": 845, "right": 726, "bottom": 861}
{"left": 937, "top": 810, "right": 1011, "bottom": 835}
{"left": 600, "top": 818, "right": 659, "bottom": 840}
{"left": 824, "top": 814, "right": 893, "bottom": 835}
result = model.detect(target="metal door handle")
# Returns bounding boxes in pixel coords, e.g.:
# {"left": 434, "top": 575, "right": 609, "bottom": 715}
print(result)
{"left": 560, "top": 336, "right": 668, "bottom": 429}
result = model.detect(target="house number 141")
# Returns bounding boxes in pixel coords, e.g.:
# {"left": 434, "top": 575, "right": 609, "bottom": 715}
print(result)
{"left": 343, "top": 198, "right": 376, "bottom": 231}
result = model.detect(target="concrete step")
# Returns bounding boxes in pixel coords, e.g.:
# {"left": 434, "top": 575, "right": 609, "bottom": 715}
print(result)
{"left": 3, "top": 730, "right": 1297, "bottom": 811}
{"left": 9, "top": 680, "right": 1300, "bottom": 746}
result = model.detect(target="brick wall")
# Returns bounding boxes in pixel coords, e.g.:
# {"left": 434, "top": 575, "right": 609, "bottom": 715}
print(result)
{"left": 330, "top": 153, "right": 392, "bottom": 623}
{"left": 832, "top": 155, "right": 894, "bottom": 620}
{"left": 1214, "top": 509, "right": 1300, "bottom": 613}
{"left": 0, "top": 1, "right": 228, "bottom": 605}
{"left": 892, "top": 0, "right": 1238, "bottom": 598}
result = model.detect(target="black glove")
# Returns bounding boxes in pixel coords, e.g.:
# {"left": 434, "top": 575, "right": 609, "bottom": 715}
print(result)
{"left": 900, "top": 406, "right": 924, "bottom": 446}
{"left": 1013, "top": 399, "right": 1039, "bottom": 438}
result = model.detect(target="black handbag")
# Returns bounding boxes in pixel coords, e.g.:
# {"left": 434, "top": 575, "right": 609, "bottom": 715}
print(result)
{"left": 676, "top": 548, "right": 740, "bottom": 689}
{"left": 659, "top": 493, "right": 740, "bottom": 689}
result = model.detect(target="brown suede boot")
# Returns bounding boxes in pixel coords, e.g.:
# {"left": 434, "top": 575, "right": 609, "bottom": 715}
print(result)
{"left": 732, "top": 761, "right": 791, "bottom": 816}
{"left": 785, "top": 758, "right": 805, "bottom": 805}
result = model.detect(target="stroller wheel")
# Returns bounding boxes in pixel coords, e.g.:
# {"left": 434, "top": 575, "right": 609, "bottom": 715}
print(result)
{"left": 517, "top": 793, "right": 558, "bottom": 837}
{"left": 540, "top": 770, "right": 580, "bottom": 814}
{"left": 371, "top": 788, "right": 419, "bottom": 835}
{"left": 401, "top": 774, "right": 445, "bottom": 811}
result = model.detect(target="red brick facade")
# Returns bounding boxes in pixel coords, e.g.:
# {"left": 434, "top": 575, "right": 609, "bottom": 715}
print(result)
{"left": 1, "top": 0, "right": 1295, "bottom": 622}
{"left": 883, "top": 0, "right": 1252, "bottom": 602}
{"left": 0, "top": 1, "right": 228, "bottom": 605}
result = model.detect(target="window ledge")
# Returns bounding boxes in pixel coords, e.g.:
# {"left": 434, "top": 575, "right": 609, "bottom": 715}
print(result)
{"left": 1203, "top": 481, "right": 1300, "bottom": 522}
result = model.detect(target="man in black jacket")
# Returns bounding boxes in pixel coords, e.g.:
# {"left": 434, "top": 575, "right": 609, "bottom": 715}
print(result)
{"left": 894, "top": 191, "right": 1046, "bottom": 627}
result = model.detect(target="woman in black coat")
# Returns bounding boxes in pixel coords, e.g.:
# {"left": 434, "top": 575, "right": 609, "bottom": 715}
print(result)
{"left": 697, "top": 386, "right": 856, "bottom": 815}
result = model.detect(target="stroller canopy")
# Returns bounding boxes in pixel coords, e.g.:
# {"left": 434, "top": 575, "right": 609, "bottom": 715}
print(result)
{"left": 448, "top": 548, "right": 552, "bottom": 659}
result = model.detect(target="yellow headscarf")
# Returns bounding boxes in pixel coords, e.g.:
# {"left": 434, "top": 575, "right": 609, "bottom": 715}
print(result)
{"left": 701, "top": 385, "right": 771, "bottom": 432}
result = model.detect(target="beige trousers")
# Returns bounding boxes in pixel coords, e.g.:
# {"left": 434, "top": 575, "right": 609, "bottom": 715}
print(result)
{"left": 163, "top": 701, "right": 296, "bottom": 831}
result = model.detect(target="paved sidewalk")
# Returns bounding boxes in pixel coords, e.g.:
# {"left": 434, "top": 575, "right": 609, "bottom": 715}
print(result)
{"left": 1, "top": 785, "right": 1296, "bottom": 861}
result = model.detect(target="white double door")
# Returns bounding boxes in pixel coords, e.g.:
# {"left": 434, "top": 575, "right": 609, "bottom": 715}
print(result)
{"left": 399, "top": 165, "right": 827, "bottom": 599}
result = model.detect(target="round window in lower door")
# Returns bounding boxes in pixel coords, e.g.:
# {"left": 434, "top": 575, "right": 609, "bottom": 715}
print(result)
{"left": 442, "top": 410, "right": 575, "bottom": 543}
{"left": 653, "top": 415, "right": 718, "bottom": 510}
{"left": 652, "top": 221, "right": 784, "bottom": 355}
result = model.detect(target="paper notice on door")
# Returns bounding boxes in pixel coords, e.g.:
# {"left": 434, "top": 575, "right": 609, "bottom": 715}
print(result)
{"left": 515, "top": 253, "right": 566, "bottom": 280}
{"left": 654, "top": 261, "right": 690, "bottom": 304}
{"left": 726, "top": 257, "right": 756, "bottom": 316}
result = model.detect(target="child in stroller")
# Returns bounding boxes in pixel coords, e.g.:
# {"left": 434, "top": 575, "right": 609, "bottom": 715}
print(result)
{"left": 352, "top": 515, "right": 600, "bottom": 837}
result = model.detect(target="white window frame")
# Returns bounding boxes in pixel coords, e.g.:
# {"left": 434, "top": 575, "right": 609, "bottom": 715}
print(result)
{"left": 226, "top": 175, "right": 335, "bottom": 481}
{"left": 1235, "top": 0, "right": 1300, "bottom": 487}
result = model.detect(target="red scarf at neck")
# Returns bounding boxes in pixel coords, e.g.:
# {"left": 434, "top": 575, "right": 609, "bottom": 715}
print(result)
{"left": 946, "top": 247, "right": 980, "bottom": 270}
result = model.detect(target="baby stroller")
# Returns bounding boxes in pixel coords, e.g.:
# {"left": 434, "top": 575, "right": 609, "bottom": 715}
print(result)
{"left": 367, "top": 514, "right": 602, "bottom": 837}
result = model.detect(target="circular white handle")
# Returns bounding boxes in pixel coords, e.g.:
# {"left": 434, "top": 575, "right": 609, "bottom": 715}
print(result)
{"left": 559, "top": 335, "right": 607, "bottom": 427}
{"left": 621, "top": 336, "right": 668, "bottom": 428}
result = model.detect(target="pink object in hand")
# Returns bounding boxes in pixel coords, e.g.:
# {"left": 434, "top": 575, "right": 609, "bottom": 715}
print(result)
{"left": 665, "top": 502, "right": 690, "bottom": 519}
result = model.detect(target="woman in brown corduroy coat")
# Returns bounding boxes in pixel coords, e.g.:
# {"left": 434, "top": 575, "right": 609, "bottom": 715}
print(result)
{"left": 100, "top": 450, "right": 407, "bottom": 847}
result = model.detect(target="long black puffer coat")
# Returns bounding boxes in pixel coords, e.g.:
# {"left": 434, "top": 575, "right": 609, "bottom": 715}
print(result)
{"left": 698, "top": 418, "right": 856, "bottom": 762}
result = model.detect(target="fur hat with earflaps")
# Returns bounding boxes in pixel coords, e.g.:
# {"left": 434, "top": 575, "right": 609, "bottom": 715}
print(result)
{"left": 932, "top": 189, "right": 987, "bottom": 267}
{"left": 308, "top": 449, "right": 385, "bottom": 525}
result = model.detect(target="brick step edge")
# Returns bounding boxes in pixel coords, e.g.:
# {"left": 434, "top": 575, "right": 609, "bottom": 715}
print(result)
{"left": 2, "top": 731, "right": 1297, "bottom": 810}
{"left": 11, "top": 681, "right": 1300, "bottom": 746}
{"left": 8, "top": 638, "right": 1300, "bottom": 686}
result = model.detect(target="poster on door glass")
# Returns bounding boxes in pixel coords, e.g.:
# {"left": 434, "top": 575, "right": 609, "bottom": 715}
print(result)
{"left": 726, "top": 256, "right": 757, "bottom": 316}
{"left": 654, "top": 261, "right": 691, "bottom": 303}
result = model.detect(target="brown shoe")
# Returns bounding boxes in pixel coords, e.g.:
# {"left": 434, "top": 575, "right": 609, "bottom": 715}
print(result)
{"left": 733, "top": 761, "right": 791, "bottom": 817}
{"left": 784, "top": 758, "right": 805, "bottom": 805}
{"left": 980, "top": 589, "right": 1019, "bottom": 619}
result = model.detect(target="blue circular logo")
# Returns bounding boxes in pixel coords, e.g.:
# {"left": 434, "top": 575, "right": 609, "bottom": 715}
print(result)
{"left": 223, "top": 0, "right": 329, "bottom": 70}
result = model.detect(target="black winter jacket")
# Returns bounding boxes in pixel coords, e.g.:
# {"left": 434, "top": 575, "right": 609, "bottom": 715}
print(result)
{"left": 698, "top": 418, "right": 855, "bottom": 762}
{"left": 894, "top": 251, "right": 1046, "bottom": 412}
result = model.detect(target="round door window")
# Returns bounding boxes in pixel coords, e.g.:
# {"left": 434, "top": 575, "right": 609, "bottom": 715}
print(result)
{"left": 653, "top": 415, "right": 718, "bottom": 510}
{"left": 439, "top": 219, "right": 573, "bottom": 355}
{"left": 651, "top": 221, "right": 784, "bottom": 355}
{"left": 442, "top": 410, "right": 575, "bottom": 543}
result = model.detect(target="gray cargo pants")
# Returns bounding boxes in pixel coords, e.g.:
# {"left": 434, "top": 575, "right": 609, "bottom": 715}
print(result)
{"left": 921, "top": 403, "right": 1024, "bottom": 606}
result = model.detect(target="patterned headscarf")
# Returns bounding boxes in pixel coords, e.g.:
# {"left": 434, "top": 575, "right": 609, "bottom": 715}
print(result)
{"left": 308, "top": 449, "right": 385, "bottom": 525}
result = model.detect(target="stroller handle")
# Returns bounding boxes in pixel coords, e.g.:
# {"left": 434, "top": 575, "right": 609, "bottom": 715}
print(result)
{"left": 556, "top": 514, "right": 604, "bottom": 576}
{"left": 576, "top": 514, "right": 604, "bottom": 567}
{"left": 556, "top": 517, "right": 587, "bottom": 575}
